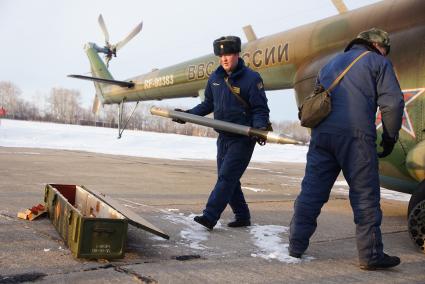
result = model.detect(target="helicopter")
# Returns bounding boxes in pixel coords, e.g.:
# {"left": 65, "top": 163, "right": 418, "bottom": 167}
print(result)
{"left": 69, "top": 0, "right": 425, "bottom": 252}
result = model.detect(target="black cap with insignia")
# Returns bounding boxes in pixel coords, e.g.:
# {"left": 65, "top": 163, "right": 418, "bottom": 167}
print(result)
{"left": 213, "top": 36, "right": 241, "bottom": 56}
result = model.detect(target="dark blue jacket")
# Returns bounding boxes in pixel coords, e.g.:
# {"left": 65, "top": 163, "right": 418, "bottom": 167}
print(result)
{"left": 314, "top": 45, "right": 404, "bottom": 140}
{"left": 188, "top": 58, "right": 270, "bottom": 134}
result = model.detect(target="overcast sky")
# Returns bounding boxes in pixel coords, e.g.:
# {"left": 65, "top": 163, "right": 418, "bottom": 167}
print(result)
{"left": 0, "top": 0, "right": 381, "bottom": 121}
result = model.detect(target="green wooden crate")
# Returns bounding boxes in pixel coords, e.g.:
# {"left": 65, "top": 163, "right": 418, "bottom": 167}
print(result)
{"left": 44, "top": 184, "right": 169, "bottom": 259}
{"left": 44, "top": 184, "right": 128, "bottom": 259}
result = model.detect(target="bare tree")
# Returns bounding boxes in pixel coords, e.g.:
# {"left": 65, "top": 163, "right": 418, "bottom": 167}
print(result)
{"left": 13, "top": 100, "right": 41, "bottom": 120}
{"left": 31, "top": 91, "right": 49, "bottom": 118}
{"left": 0, "top": 81, "right": 22, "bottom": 118}
{"left": 101, "top": 104, "right": 118, "bottom": 127}
{"left": 47, "top": 88, "right": 82, "bottom": 124}
{"left": 273, "top": 120, "right": 310, "bottom": 144}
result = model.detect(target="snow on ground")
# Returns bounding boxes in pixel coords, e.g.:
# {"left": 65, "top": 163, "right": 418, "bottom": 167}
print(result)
{"left": 117, "top": 198, "right": 220, "bottom": 251}
{"left": 0, "top": 120, "right": 411, "bottom": 202}
{"left": 242, "top": 186, "right": 270, "bottom": 193}
{"left": 249, "top": 224, "right": 313, "bottom": 263}
{"left": 159, "top": 209, "right": 225, "bottom": 250}
{"left": 0, "top": 119, "right": 307, "bottom": 163}
{"left": 334, "top": 180, "right": 411, "bottom": 202}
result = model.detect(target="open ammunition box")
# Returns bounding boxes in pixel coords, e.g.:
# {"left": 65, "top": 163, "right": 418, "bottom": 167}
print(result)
{"left": 44, "top": 184, "right": 168, "bottom": 259}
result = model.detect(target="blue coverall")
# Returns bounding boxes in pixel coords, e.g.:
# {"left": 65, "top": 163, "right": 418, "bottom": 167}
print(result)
{"left": 188, "top": 58, "right": 270, "bottom": 225}
{"left": 289, "top": 44, "right": 404, "bottom": 265}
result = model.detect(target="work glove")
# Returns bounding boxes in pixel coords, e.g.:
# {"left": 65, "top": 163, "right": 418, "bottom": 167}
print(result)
{"left": 254, "top": 126, "right": 267, "bottom": 146}
{"left": 377, "top": 133, "right": 397, "bottom": 158}
{"left": 172, "top": 108, "right": 187, "bottom": 124}
{"left": 256, "top": 137, "right": 266, "bottom": 146}
{"left": 265, "top": 122, "right": 273, "bottom": 132}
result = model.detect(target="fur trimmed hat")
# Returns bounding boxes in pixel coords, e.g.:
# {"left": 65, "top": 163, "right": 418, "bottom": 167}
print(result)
{"left": 213, "top": 36, "right": 241, "bottom": 56}
{"left": 345, "top": 28, "right": 391, "bottom": 55}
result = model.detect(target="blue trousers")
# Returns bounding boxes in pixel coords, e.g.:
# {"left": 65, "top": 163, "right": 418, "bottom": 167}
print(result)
{"left": 203, "top": 134, "right": 255, "bottom": 224}
{"left": 289, "top": 132, "right": 384, "bottom": 265}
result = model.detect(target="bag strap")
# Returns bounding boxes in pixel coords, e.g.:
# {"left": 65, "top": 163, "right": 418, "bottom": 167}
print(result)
{"left": 224, "top": 77, "right": 250, "bottom": 110}
{"left": 327, "top": 51, "right": 370, "bottom": 92}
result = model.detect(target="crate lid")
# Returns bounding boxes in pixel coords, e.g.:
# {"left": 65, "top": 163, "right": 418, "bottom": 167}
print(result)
{"left": 82, "top": 186, "right": 169, "bottom": 240}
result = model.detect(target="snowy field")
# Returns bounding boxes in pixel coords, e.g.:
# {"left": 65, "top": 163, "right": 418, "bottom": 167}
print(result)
{"left": 0, "top": 119, "right": 411, "bottom": 205}
{"left": 0, "top": 119, "right": 307, "bottom": 163}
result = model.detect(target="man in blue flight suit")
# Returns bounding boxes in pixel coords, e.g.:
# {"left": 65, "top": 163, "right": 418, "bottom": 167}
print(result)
{"left": 289, "top": 28, "right": 404, "bottom": 270}
{"left": 175, "top": 36, "right": 270, "bottom": 230}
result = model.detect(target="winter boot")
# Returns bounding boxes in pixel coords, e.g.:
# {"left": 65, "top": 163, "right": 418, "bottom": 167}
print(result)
{"left": 194, "top": 215, "right": 214, "bottom": 230}
{"left": 227, "top": 219, "right": 251, "bottom": 227}
{"left": 360, "top": 253, "right": 400, "bottom": 270}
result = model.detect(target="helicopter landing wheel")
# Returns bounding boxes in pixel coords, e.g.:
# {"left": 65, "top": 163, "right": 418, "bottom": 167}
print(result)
{"left": 408, "top": 180, "right": 425, "bottom": 252}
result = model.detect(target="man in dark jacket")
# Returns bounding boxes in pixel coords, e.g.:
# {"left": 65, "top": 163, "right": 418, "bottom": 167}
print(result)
{"left": 178, "top": 36, "right": 270, "bottom": 230}
{"left": 289, "top": 28, "right": 404, "bottom": 270}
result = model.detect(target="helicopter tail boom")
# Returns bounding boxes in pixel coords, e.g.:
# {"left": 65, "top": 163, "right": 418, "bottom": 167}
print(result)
{"left": 68, "top": 43, "right": 117, "bottom": 114}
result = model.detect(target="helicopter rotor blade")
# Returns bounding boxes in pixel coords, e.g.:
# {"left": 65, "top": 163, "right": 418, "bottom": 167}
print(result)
{"left": 114, "top": 21, "right": 143, "bottom": 51}
{"left": 98, "top": 14, "right": 110, "bottom": 44}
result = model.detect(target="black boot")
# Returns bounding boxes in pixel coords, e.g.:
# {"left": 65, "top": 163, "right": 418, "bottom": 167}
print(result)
{"left": 360, "top": 253, "right": 401, "bottom": 270}
{"left": 227, "top": 219, "right": 251, "bottom": 227}
{"left": 289, "top": 251, "right": 302, "bottom": 259}
{"left": 194, "top": 215, "right": 214, "bottom": 230}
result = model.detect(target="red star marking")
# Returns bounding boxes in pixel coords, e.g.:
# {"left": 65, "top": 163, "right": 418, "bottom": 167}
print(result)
{"left": 376, "top": 88, "right": 425, "bottom": 139}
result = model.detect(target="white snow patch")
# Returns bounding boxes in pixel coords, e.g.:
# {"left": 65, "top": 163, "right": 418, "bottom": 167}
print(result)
{"left": 249, "top": 224, "right": 312, "bottom": 263}
{"left": 150, "top": 235, "right": 166, "bottom": 241}
{"left": 333, "top": 180, "right": 410, "bottom": 202}
{"left": 2, "top": 151, "right": 41, "bottom": 155}
{"left": 247, "top": 167, "right": 270, "bottom": 171}
{"left": 280, "top": 175, "right": 302, "bottom": 181}
{"left": 242, "top": 186, "right": 270, "bottom": 193}
{"left": 123, "top": 204, "right": 138, "bottom": 209}
{"left": 0, "top": 211, "right": 13, "bottom": 220}
{"left": 247, "top": 167, "right": 283, "bottom": 175}
{"left": 0, "top": 119, "right": 308, "bottom": 163}
{"left": 334, "top": 180, "right": 348, "bottom": 186}
{"left": 43, "top": 248, "right": 51, "bottom": 252}
{"left": 116, "top": 199, "right": 219, "bottom": 250}
{"left": 160, "top": 210, "right": 224, "bottom": 250}
{"left": 118, "top": 198, "right": 152, "bottom": 208}
{"left": 152, "top": 244, "right": 170, "bottom": 248}
{"left": 380, "top": 190, "right": 411, "bottom": 202}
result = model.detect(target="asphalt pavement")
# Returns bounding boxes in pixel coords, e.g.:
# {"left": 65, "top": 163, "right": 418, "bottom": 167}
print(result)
{"left": 0, "top": 147, "right": 424, "bottom": 283}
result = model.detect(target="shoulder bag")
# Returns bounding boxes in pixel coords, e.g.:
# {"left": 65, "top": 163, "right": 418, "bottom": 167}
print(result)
{"left": 298, "top": 51, "right": 370, "bottom": 128}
